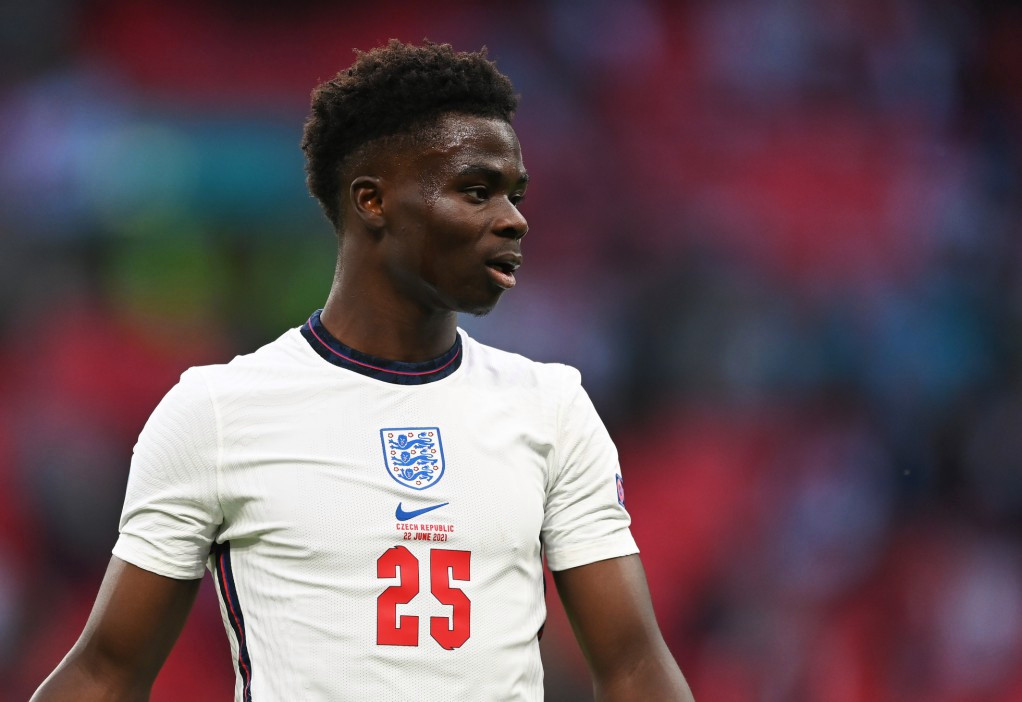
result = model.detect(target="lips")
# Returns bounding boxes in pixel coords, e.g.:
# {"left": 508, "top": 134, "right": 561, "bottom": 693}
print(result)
{"left": 485, "top": 252, "right": 522, "bottom": 289}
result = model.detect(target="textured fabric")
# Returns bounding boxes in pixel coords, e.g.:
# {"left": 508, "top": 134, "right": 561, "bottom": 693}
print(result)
{"left": 113, "top": 325, "right": 637, "bottom": 701}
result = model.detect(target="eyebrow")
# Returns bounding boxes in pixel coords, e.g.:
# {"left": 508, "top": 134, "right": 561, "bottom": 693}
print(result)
{"left": 456, "top": 165, "right": 530, "bottom": 185}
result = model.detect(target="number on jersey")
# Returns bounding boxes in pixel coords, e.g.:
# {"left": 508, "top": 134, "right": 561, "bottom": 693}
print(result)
{"left": 377, "top": 546, "right": 471, "bottom": 650}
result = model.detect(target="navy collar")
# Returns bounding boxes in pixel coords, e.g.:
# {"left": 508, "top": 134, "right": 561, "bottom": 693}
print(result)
{"left": 300, "top": 309, "right": 462, "bottom": 385}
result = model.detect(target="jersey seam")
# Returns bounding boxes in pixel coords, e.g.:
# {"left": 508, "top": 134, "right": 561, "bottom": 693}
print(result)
{"left": 545, "top": 367, "right": 570, "bottom": 504}
{"left": 194, "top": 367, "right": 226, "bottom": 523}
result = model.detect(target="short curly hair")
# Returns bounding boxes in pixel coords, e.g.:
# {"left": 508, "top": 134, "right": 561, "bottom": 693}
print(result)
{"left": 301, "top": 40, "right": 519, "bottom": 229}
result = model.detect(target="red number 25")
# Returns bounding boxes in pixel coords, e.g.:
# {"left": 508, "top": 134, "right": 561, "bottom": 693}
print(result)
{"left": 377, "top": 546, "right": 471, "bottom": 650}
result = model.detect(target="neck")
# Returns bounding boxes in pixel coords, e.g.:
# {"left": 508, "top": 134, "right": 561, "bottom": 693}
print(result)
{"left": 319, "top": 275, "right": 459, "bottom": 363}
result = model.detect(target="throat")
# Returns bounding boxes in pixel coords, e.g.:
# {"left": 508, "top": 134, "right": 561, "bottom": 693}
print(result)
{"left": 318, "top": 301, "right": 459, "bottom": 363}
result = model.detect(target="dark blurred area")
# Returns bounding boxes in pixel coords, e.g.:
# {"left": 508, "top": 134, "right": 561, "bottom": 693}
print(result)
{"left": 2, "top": 0, "right": 1022, "bottom": 700}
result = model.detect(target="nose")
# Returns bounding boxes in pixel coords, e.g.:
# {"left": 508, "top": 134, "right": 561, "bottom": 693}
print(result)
{"left": 494, "top": 199, "right": 528, "bottom": 240}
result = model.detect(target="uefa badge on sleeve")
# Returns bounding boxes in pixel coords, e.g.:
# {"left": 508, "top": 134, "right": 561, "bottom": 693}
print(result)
{"left": 380, "top": 428, "right": 446, "bottom": 490}
{"left": 616, "top": 473, "right": 626, "bottom": 507}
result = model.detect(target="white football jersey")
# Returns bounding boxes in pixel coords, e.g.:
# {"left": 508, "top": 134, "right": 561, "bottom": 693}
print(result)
{"left": 113, "top": 310, "right": 637, "bottom": 701}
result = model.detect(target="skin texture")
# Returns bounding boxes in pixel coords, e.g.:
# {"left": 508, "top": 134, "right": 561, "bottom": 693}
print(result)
{"left": 31, "top": 557, "right": 200, "bottom": 701}
{"left": 33, "top": 113, "right": 694, "bottom": 701}
{"left": 554, "top": 555, "right": 695, "bottom": 702}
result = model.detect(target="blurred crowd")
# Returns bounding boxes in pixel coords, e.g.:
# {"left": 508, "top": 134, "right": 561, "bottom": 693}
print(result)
{"left": 2, "top": 1, "right": 1021, "bottom": 700}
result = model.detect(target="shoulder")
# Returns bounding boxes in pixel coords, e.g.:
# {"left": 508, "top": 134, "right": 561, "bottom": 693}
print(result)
{"left": 186, "top": 327, "right": 313, "bottom": 389}
{"left": 459, "top": 329, "right": 582, "bottom": 394}
{"left": 158, "top": 328, "right": 327, "bottom": 419}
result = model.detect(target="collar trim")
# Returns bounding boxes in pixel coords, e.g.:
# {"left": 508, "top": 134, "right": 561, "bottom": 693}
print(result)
{"left": 300, "top": 309, "right": 462, "bottom": 385}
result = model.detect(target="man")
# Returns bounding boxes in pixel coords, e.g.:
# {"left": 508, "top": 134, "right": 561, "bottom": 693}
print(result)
{"left": 33, "top": 41, "right": 694, "bottom": 701}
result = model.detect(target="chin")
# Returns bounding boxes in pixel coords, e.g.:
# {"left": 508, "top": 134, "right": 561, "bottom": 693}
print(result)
{"left": 463, "top": 306, "right": 497, "bottom": 318}
{"left": 457, "top": 295, "right": 502, "bottom": 317}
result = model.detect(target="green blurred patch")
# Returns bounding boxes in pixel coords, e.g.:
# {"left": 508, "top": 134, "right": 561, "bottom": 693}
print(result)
{"left": 105, "top": 215, "right": 229, "bottom": 325}
{"left": 240, "top": 234, "right": 336, "bottom": 335}
{"left": 104, "top": 208, "right": 335, "bottom": 340}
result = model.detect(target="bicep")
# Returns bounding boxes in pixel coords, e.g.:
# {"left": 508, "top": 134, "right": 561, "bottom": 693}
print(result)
{"left": 553, "top": 554, "right": 694, "bottom": 701}
{"left": 552, "top": 554, "right": 663, "bottom": 673}
{"left": 33, "top": 556, "right": 201, "bottom": 701}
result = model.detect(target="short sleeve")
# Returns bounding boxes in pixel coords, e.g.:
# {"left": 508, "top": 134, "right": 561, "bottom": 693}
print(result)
{"left": 112, "top": 368, "right": 223, "bottom": 580}
{"left": 541, "top": 367, "right": 638, "bottom": 571}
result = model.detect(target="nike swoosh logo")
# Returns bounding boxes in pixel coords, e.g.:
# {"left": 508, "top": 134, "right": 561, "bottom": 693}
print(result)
{"left": 395, "top": 502, "right": 449, "bottom": 521}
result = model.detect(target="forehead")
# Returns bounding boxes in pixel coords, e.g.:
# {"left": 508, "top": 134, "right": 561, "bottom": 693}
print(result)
{"left": 413, "top": 114, "right": 525, "bottom": 177}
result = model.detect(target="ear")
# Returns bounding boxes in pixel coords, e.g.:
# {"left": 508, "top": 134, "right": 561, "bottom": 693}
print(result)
{"left": 350, "top": 176, "right": 385, "bottom": 230}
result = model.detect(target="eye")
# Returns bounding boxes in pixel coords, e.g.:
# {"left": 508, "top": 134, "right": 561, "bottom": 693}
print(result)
{"left": 464, "top": 186, "right": 489, "bottom": 202}
{"left": 510, "top": 193, "right": 526, "bottom": 207}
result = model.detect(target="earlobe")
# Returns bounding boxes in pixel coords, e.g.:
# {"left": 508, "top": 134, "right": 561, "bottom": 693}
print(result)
{"left": 350, "top": 176, "right": 386, "bottom": 230}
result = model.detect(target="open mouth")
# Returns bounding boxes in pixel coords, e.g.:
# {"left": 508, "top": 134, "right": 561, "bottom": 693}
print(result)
{"left": 487, "top": 260, "right": 518, "bottom": 275}
{"left": 485, "top": 256, "right": 521, "bottom": 289}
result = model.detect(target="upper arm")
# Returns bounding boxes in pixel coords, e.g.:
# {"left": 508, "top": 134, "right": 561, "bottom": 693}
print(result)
{"left": 553, "top": 554, "right": 695, "bottom": 702}
{"left": 543, "top": 368, "right": 637, "bottom": 572}
{"left": 114, "top": 368, "right": 223, "bottom": 581}
{"left": 32, "top": 556, "right": 202, "bottom": 702}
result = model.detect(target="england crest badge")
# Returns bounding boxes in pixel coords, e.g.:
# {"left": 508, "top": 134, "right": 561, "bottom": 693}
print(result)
{"left": 380, "top": 428, "right": 446, "bottom": 490}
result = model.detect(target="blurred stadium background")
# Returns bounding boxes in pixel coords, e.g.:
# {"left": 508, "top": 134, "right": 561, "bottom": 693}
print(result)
{"left": 2, "top": 0, "right": 1022, "bottom": 700}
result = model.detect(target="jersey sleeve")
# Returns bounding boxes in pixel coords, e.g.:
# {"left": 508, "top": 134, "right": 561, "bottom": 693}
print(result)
{"left": 112, "top": 367, "right": 223, "bottom": 580}
{"left": 541, "top": 367, "right": 638, "bottom": 571}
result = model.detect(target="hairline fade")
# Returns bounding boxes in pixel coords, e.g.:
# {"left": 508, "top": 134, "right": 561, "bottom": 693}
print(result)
{"left": 301, "top": 40, "right": 519, "bottom": 230}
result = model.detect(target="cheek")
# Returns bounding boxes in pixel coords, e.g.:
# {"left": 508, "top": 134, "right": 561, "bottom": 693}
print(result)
{"left": 408, "top": 200, "right": 487, "bottom": 284}
{"left": 422, "top": 236, "right": 483, "bottom": 293}
{"left": 422, "top": 203, "right": 482, "bottom": 252}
